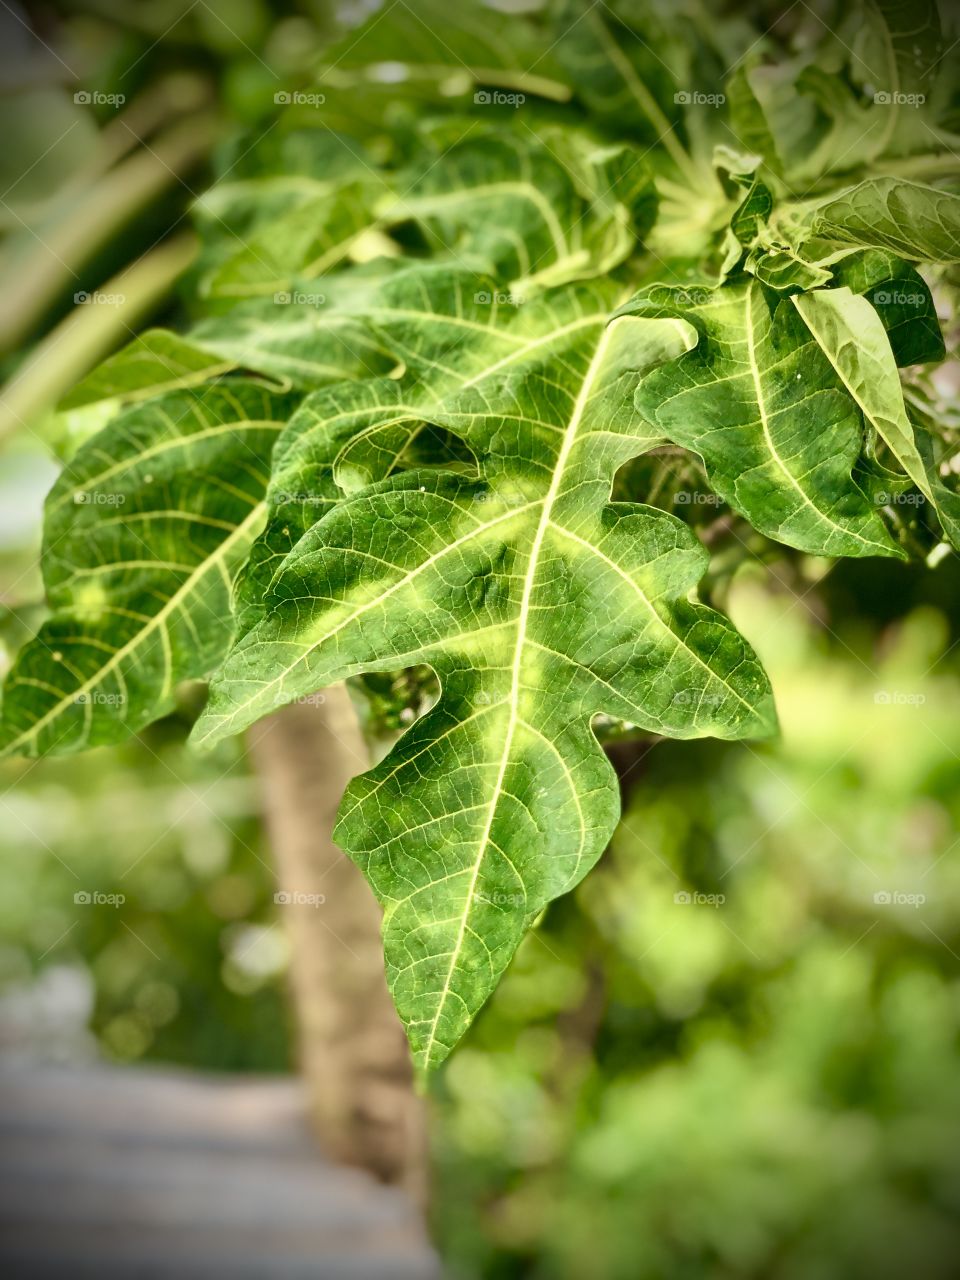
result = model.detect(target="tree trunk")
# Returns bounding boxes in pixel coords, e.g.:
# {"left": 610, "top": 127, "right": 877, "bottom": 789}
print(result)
{"left": 247, "top": 686, "right": 426, "bottom": 1200}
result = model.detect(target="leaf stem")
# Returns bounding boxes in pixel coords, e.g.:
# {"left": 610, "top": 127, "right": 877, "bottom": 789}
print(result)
{"left": 0, "top": 114, "right": 218, "bottom": 356}
{"left": 0, "top": 233, "right": 196, "bottom": 447}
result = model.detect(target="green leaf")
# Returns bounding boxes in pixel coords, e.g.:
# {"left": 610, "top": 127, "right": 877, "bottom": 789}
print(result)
{"left": 794, "top": 286, "right": 960, "bottom": 548}
{"left": 0, "top": 382, "right": 298, "bottom": 756}
{"left": 204, "top": 179, "right": 390, "bottom": 301}
{"left": 725, "top": 64, "right": 783, "bottom": 175}
{"left": 551, "top": 0, "right": 681, "bottom": 141}
{"left": 830, "top": 248, "right": 945, "bottom": 366}
{"left": 232, "top": 266, "right": 632, "bottom": 630}
{"left": 61, "top": 330, "right": 241, "bottom": 410}
{"left": 802, "top": 178, "right": 960, "bottom": 263}
{"left": 729, "top": 174, "right": 774, "bottom": 247}
{"left": 314, "top": 0, "right": 570, "bottom": 128}
{"left": 858, "top": 0, "right": 943, "bottom": 154}
{"left": 383, "top": 133, "right": 655, "bottom": 290}
{"left": 193, "top": 284, "right": 776, "bottom": 1070}
{"left": 747, "top": 246, "right": 833, "bottom": 292}
{"left": 205, "top": 132, "right": 655, "bottom": 305}
{"left": 627, "top": 278, "right": 904, "bottom": 558}
{"left": 63, "top": 281, "right": 402, "bottom": 412}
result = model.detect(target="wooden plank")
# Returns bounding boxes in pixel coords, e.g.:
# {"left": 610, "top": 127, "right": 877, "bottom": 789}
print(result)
{"left": 0, "top": 1064, "right": 441, "bottom": 1278}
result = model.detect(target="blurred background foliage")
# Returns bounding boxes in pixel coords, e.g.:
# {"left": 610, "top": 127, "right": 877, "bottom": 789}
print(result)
{"left": 431, "top": 559, "right": 960, "bottom": 1278}
{"left": 4, "top": 491, "right": 960, "bottom": 1276}
{"left": 1, "top": 1, "right": 960, "bottom": 1277}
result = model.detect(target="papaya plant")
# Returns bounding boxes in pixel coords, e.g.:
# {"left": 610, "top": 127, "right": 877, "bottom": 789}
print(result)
{"left": 3, "top": 0, "right": 959, "bottom": 1073}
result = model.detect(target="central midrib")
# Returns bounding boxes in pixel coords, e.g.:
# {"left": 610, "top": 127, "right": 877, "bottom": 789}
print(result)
{"left": 420, "top": 323, "right": 614, "bottom": 1064}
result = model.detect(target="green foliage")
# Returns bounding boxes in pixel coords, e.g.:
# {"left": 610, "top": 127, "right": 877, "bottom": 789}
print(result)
{"left": 3, "top": 0, "right": 959, "bottom": 1070}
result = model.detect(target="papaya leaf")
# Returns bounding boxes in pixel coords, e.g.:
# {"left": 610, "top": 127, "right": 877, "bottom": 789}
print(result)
{"left": 0, "top": 382, "right": 299, "bottom": 756}
{"left": 626, "top": 278, "right": 904, "bottom": 558}
{"left": 800, "top": 178, "right": 960, "bottom": 264}
{"left": 829, "top": 248, "right": 945, "bottom": 367}
{"left": 192, "top": 290, "right": 776, "bottom": 1070}
{"left": 62, "top": 279, "right": 402, "bottom": 412}
{"left": 233, "top": 266, "right": 664, "bottom": 630}
{"left": 794, "top": 286, "right": 960, "bottom": 548}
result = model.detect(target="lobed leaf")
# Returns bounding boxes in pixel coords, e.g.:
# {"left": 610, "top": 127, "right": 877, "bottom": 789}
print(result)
{"left": 794, "top": 286, "right": 960, "bottom": 547}
{"left": 0, "top": 382, "right": 299, "bottom": 756}
{"left": 193, "top": 279, "right": 776, "bottom": 1070}
{"left": 802, "top": 178, "right": 960, "bottom": 264}
{"left": 626, "top": 278, "right": 904, "bottom": 558}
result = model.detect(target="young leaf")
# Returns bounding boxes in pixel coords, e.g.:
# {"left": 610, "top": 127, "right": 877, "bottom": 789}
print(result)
{"left": 205, "top": 179, "right": 389, "bottom": 301}
{"left": 830, "top": 249, "right": 945, "bottom": 366}
{"left": 193, "top": 295, "right": 776, "bottom": 1070}
{"left": 61, "top": 331, "right": 239, "bottom": 410}
{"left": 794, "top": 286, "right": 960, "bottom": 547}
{"left": 0, "top": 382, "right": 298, "bottom": 756}
{"left": 384, "top": 133, "right": 655, "bottom": 290}
{"left": 802, "top": 178, "right": 960, "bottom": 263}
{"left": 627, "top": 279, "right": 904, "bottom": 558}
{"left": 63, "top": 284, "right": 400, "bottom": 412}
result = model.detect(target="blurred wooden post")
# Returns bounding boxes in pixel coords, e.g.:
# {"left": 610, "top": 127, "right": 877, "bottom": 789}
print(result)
{"left": 247, "top": 686, "right": 427, "bottom": 1201}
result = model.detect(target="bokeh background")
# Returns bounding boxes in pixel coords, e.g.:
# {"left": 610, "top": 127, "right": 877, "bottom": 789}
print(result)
{"left": 1, "top": 2, "right": 959, "bottom": 1277}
